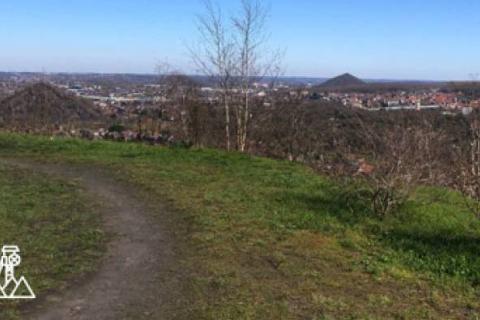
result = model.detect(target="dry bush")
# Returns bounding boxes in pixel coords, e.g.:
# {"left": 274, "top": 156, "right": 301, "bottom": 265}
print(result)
{"left": 456, "top": 117, "right": 480, "bottom": 217}
{"left": 355, "top": 112, "right": 451, "bottom": 217}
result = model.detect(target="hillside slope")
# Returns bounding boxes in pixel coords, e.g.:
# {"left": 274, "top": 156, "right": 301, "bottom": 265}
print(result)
{"left": 0, "top": 83, "right": 102, "bottom": 130}
{"left": 321, "top": 73, "right": 366, "bottom": 87}
{"left": 0, "top": 134, "right": 479, "bottom": 319}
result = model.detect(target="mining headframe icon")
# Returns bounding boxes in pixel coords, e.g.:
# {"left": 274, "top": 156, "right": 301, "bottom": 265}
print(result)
{"left": 0, "top": 245, "right": 35, "bottom": 299}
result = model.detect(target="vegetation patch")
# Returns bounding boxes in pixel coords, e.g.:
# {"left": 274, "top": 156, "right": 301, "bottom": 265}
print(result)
{"left": 1, "top": 134, "right": 480, "bottom": 318}
{"left": 0, "top": 161, "right": 105, "bottom": 320}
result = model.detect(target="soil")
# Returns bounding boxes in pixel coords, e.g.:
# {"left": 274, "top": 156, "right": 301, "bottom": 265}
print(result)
{"left": 2, "top": 160, "right": 185, "bottom": 320}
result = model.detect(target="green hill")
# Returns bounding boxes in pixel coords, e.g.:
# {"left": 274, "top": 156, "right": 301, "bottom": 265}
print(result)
{"left": 1, "top": 134, "right": 479, "bottom": 319}
{"left": 321, "top": 73, "right": 366, "bottom": 88}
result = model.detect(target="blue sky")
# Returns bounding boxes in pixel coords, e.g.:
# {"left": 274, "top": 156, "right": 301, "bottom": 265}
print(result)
{"left": 0, "top": 0, "right": 479, "bottom": 80}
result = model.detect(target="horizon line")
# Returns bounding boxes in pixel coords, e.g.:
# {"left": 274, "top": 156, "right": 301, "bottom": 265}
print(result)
{"left": 0, "top": 70, "right": 472, "bottom": 83}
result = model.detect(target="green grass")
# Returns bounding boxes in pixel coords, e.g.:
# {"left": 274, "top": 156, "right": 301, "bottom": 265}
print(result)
{"left": 1, "top": 133, "right": 480, "bottom": 319}
{"left": 0, "top": 161, "right": 105, "bottom": 319}
{"left": 375, "top": 188, "right": 480, "bottom": 281}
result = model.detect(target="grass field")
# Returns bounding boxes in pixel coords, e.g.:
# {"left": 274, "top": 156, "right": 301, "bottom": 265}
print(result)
{"left": 0, "top": 161, "right": 105, "bottom": 320}
{"left": 1, "top": 133, "right": 480, "bottom": 319}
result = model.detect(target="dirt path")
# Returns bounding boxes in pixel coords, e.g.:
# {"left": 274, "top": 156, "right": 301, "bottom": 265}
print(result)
{"left": 2, "top": 160, "right": 182, "bottom": 320}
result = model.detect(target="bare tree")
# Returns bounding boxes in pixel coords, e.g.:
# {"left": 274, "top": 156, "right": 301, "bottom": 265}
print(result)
{"left": 156, "top": 61, "right": 194, "bottom": 105}
{"left": 192, "top": 0, "right": 283, "bottom": 152}
{"left": 191, "top": 0, "right": 236, "bottom": 150}
{"left": 232, "top": 0, "right": 283, "bottom": 152}
{"left": 353, "top": 111, "right": 450, "bottom": 217}
{"left": 457, "top": 117, "right": 480, "bottom": 217}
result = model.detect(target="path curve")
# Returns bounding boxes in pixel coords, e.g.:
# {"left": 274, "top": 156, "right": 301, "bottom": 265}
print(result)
{"left": 2, "top": 160, "right": 179, "bottom": 320}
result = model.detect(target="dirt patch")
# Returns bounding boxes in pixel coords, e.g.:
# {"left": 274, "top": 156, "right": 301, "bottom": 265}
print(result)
{"left": 1, "top": 159, "right": 185, "bottom": 320}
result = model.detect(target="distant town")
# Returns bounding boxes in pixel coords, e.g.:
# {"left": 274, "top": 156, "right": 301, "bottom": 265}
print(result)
{"left": 1, "top": 72, "right": 479, "bottom": 122}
